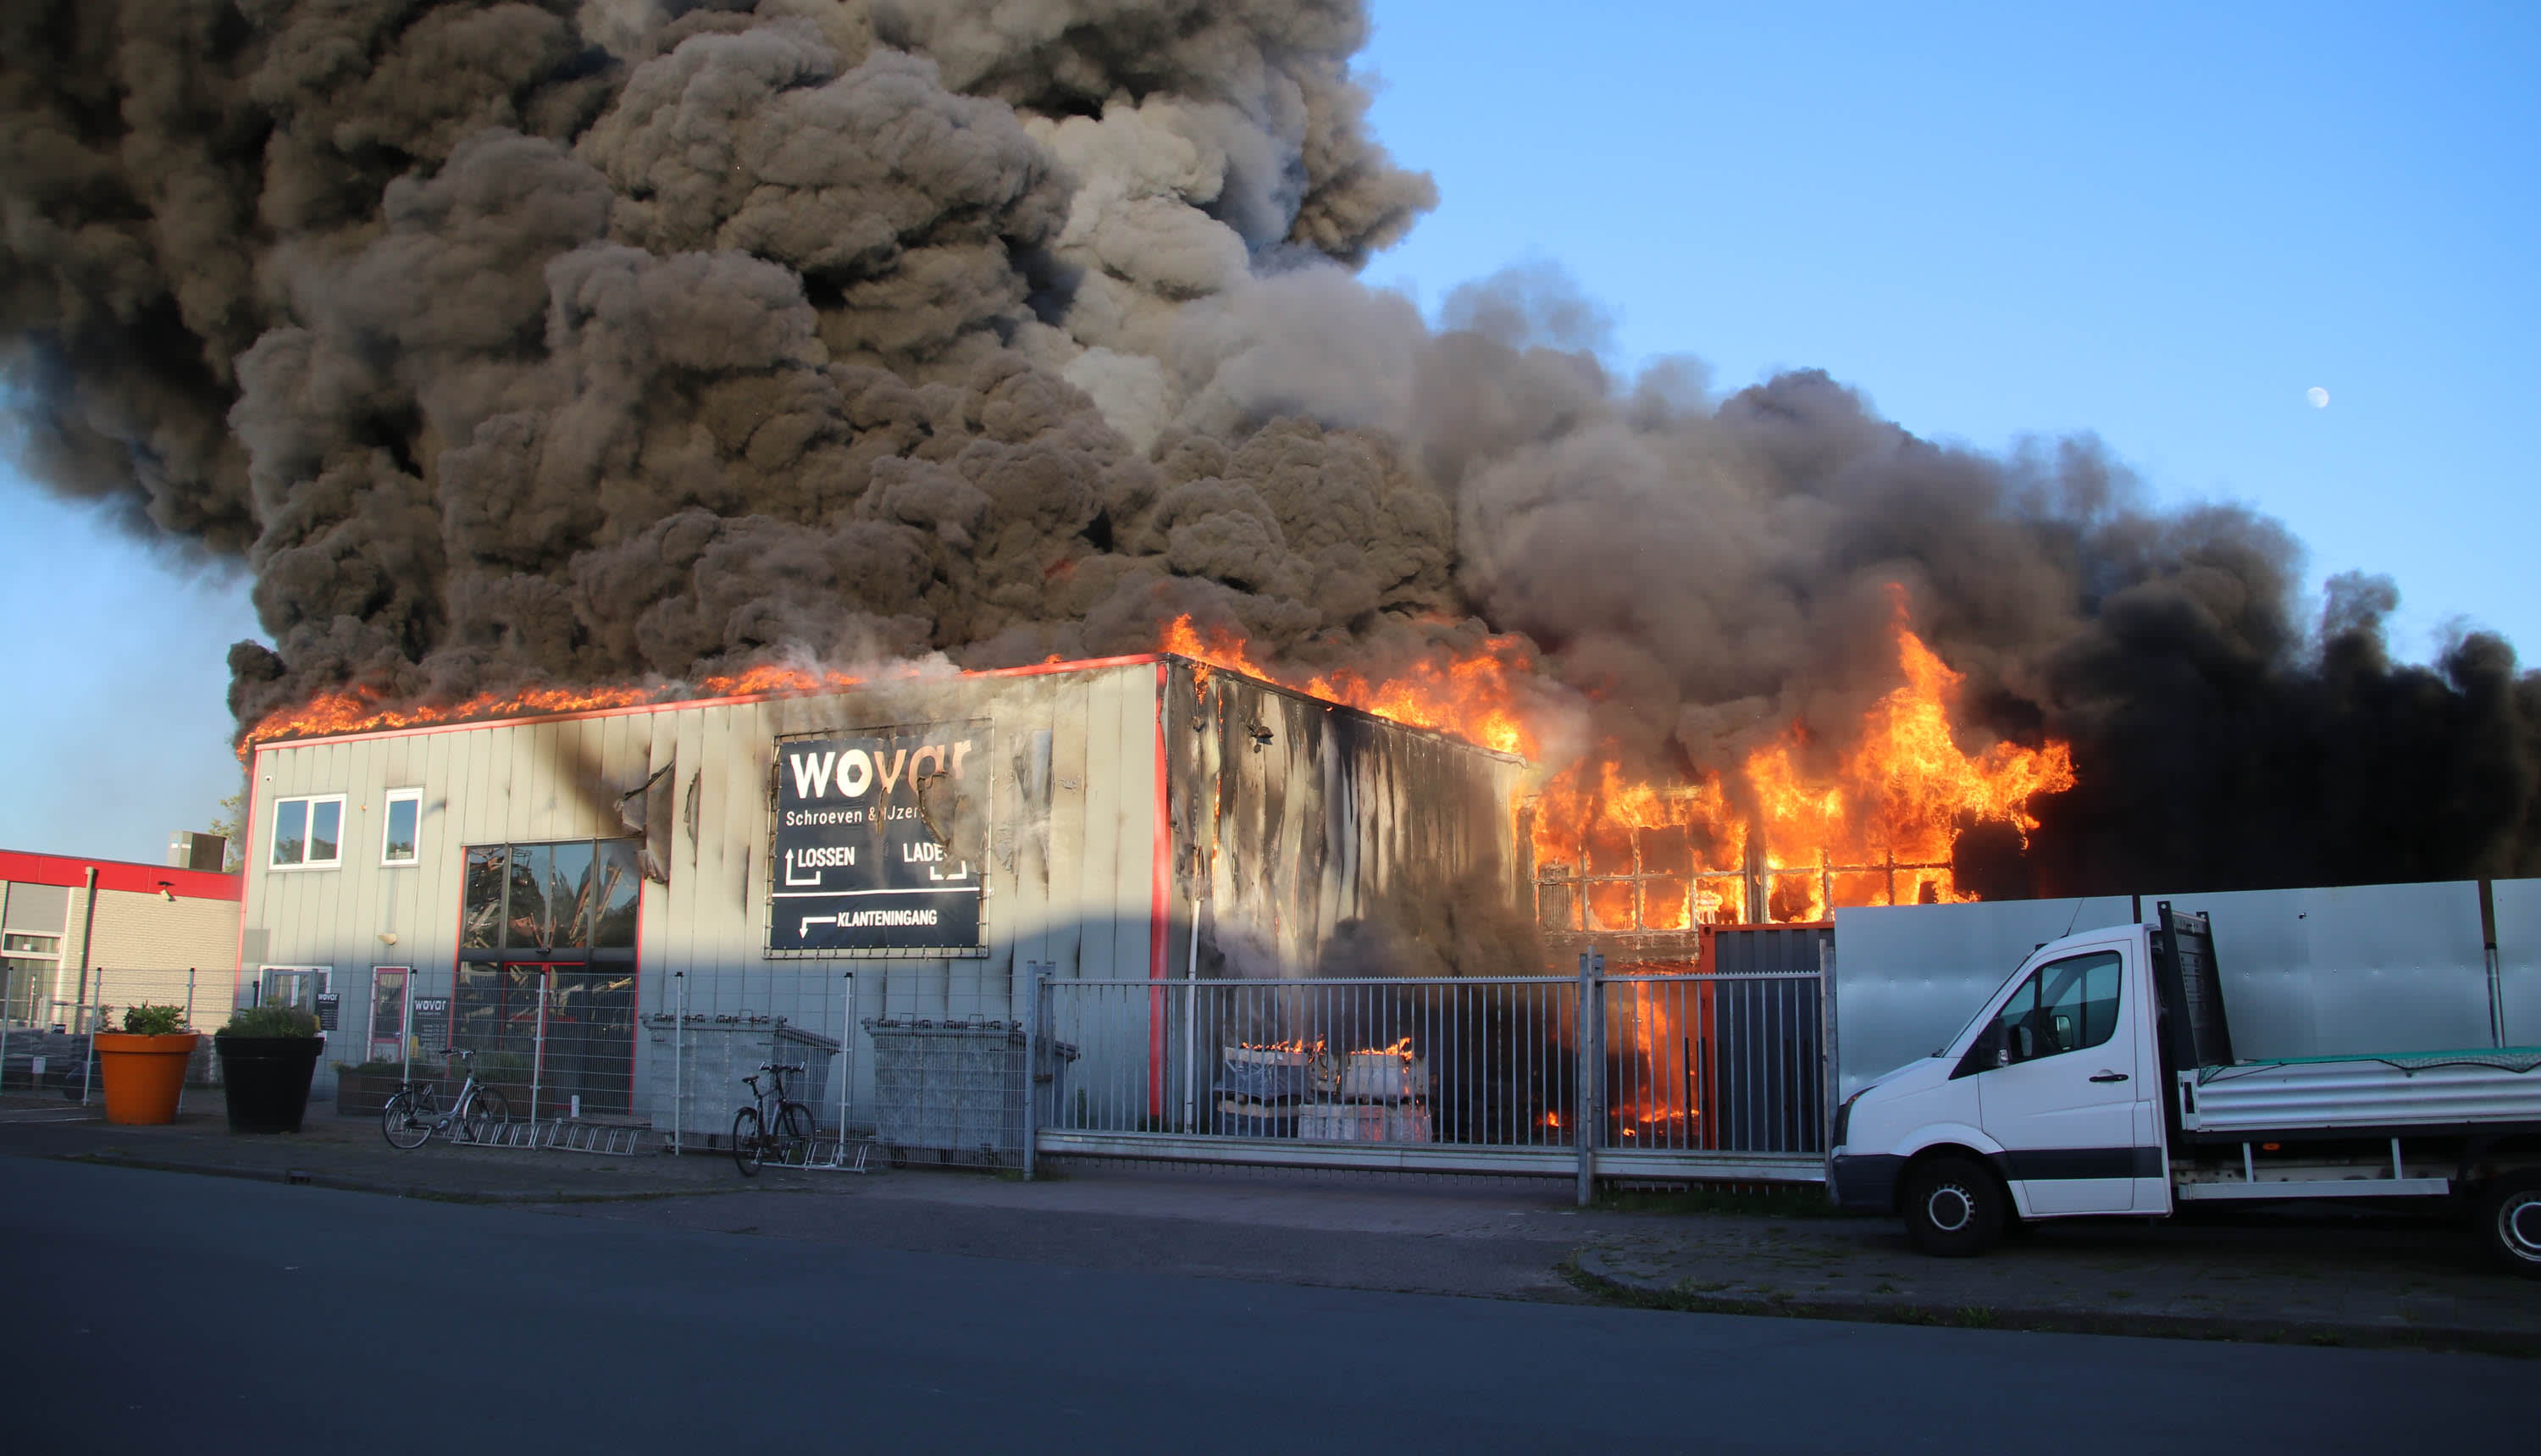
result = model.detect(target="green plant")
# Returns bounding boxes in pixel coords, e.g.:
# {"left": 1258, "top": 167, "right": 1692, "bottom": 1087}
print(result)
{"left": 221, "top": 1005, "right": 318, "bottom": 1038}
{"left": 122, "top": 1004, "right": 188, "bottom": 1036}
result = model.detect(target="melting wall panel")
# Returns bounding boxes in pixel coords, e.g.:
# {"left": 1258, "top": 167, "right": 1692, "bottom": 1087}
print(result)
{"left": 1165, "top": 662, "right": 1527, "bottom": 983}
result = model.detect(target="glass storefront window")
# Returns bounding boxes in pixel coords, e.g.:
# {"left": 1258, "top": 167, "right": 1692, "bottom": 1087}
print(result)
{"left": 461, "top": 839, "right": 639, "bottom": 954}
{"left": 503, "top": 843, "right": 555, "bottom": 949}
{"left": 549, "top": 840, "right": 595, "bottom": 949}
{"left": 591, "top": 839, "right": 641, "bottom": 949}
{"left": 462, "top": 847, "right": 506, "bottom": 949}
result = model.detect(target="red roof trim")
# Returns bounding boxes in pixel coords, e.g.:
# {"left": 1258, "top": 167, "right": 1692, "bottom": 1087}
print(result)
{"left": 0, "top": 850, "right": 241, "bottom": 902}
{"left": 249, "top": 652, "right": 1169, "bottom": 751}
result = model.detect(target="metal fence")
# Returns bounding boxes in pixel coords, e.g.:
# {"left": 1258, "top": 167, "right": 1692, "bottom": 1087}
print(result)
{"left": 3, "top": 959, "right": 1825, "bottom": 1198}
{"left": 0, "top": 969, "right": 225, "bottom": 1110}
{"left": 1032, "top": 956, "right": 1828, "bottom": 1197}
{"left": 643, "top": 961, "right": 1023, "bottom": 1168}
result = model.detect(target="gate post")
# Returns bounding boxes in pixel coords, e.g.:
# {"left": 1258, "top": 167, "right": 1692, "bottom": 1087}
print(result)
{"left": 1022, "top": 962, "right": 1051, "bottom": 1181}
{"left": 529, "top": 976, "right": 548, "bottom": 1127}
{"left": 82, "top": 973, "right": 103, "bottom": 1107}
{"left": 671, "top": 970, "right": 685, "bottom": 1154}
{"left": 1819, "top": 931, "right": 1840, "bottom": 1155}
{"left": 1576, "top": 949, "right": 1603, "bottom": 1208}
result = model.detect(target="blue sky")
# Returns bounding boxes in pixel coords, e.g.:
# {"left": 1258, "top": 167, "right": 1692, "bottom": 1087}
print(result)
{"left": 3, "top": 2, "right": 2536, "bottom": 864}
{"left": 1360, "top": 2, "right": 2538, "bottom": 645}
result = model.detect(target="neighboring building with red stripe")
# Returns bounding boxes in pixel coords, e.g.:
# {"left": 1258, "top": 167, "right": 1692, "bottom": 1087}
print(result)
{"left": 1, "top": 848, "right": 241, "bottom": 1032}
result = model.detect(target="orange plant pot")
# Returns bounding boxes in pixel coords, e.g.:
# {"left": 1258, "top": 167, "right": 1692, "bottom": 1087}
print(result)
{"left": 95, "top": 1032, "right": 202, "bottom": 1126}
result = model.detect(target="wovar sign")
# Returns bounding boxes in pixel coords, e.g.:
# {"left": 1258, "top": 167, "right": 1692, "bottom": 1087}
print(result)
{"left": 767, "top": 726, "right": 986, "bottom": 955}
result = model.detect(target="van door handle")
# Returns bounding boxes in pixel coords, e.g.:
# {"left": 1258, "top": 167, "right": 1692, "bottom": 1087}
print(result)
{"left": 2089, "top": 1071, "right": 2129, "bottom": 1083}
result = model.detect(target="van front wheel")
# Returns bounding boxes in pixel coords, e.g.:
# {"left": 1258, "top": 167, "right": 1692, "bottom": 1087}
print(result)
{"left": 1904, "top": 1155, "right": 2007, "bottom": 1258}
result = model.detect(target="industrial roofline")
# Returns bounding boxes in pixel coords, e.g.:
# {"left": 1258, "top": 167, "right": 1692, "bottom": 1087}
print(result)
{"left": 241, "top": 651, "right": 1163, "bottom": 756}
{"left": 0, "top": 848, "right": 241, "bottom": 902}
{"left": 1169, "top": 658, "right": 1530, "bottom": 765}
{"left": 243, "top": 650, "right": 1530, "bottom": 765}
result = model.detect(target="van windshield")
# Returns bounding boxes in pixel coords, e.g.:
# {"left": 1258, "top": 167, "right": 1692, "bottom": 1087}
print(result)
{"left": 1933, "top": 958, "right": 2036, "bottom": 1057}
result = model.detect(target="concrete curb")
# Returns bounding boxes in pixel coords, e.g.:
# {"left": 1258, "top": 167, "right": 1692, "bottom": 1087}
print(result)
{"left": 59, "top": 1148, "right": 759, "bottom": 1205}
{"left": 1568, "top": 1250, "right": 2540, "bottom": 1357}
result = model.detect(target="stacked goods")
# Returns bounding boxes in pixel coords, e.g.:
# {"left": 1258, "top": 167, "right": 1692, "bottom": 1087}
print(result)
{"left": 1298, "top": 1039, "right": 1432, "bottom": 1143}
{"left": 1214, "top": 1043, "right": 1326, "bottom": 1137}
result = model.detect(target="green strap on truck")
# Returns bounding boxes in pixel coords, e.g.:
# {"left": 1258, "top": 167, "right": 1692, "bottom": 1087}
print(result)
{"left": 2199, "top": 1047, "right": 2541, "bottom": 1080}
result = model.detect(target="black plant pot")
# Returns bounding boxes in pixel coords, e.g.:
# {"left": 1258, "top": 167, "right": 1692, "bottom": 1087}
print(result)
{"left": 214, "top": 1036, "right": 322, "bottom": 1133}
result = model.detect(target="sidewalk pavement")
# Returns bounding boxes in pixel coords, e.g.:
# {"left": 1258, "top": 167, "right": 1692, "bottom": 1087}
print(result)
{"left": 1570, "top": 1202, "right": 2541, "bottom": 1355}
{"left": 4, "top": 1093, "right": 2534, "bottom": 1354}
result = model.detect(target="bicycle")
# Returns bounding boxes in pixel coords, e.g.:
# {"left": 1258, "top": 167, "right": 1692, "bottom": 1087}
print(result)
{"left": 381, "top": 1049, "right": 513, "bottom": 1149}
{"left": 732, "top": 1061, "right": 816, "bottom": 1176}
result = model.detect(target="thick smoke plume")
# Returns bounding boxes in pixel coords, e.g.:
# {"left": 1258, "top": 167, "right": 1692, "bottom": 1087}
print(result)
{"left": 5, "top": 0, "right": 2538, "bottom": 898}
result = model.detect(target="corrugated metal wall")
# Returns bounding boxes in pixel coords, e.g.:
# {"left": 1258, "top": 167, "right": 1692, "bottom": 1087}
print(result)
{"left": 242, "top": 654, "right": 1539, "bottom": 1132}
{"left": 1162, "top": 662, "right": 1527, "bottom": 982}
{"left": 241, "top": 661, "right": 1166, "bottom": 1109}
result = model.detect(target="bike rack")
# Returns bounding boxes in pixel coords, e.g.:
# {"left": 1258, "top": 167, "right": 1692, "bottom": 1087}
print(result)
{"left": 457, "top": 1117, "right": 645, "bottom": 1156}
{"left": 772, "top": 1132, "right": 875, "bottom": 1172}
{"left": 545, "top": 1120, "right": 645, "bottom": 1156}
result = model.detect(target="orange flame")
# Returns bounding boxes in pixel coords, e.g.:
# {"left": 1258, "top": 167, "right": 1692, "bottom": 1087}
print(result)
{"left": 246, "top": 595, "right": 2071, "bottom": 943}
{"left": 1531, "top": 593, "right": 2073, "bottom": 927}
{"left": 1348, "top": 1037, "right": 1416, "bottom": 1060}
{"left": 238, "top": 663, "right": 872, "bottom": 757}
{"left": 1162, "top": 615, "right": 1539, "bottom": 758}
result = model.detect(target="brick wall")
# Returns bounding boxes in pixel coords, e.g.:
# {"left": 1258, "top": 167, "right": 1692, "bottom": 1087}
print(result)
{"left": 73, "top": 887, "right": 240, "bottom": 1032}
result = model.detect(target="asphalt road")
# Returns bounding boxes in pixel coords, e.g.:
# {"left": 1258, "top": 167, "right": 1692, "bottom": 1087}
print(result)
{"left": 1, "top": 1158, "right": 2523, "bottom": 1453}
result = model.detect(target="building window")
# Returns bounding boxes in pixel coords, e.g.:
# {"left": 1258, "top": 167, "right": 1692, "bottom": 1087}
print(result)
{"left": 381, "top": 789, "right": 423, "bottom": 866}
{"left": 3, "top": 934, "right": 60, "bottom": 1024}
{"left": 460, "top": 839, "right": 642, "bottom": 955}
{"left": 451, "top": 839, "right": 643, "bottom": 1117}
{"left": 258, "top": 966, "right": 330, "bottom": 1011}
{"left": 270, "top": 795, "right": 346, "bottom": 870}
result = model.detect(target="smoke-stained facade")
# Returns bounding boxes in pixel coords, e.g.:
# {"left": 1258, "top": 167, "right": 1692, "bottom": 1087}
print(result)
{"left": 234, "top": 653, "right": 1525, "bottom": 1110}
{"left": 7, "top": 0, "right": 2540, "bottom": 902}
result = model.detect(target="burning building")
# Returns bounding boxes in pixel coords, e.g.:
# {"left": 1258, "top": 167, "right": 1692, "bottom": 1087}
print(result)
{"left": 234, "top": 651, "right": 1522, "bottom": 1127}
{"left": 10, "top": 0, "right": 2541, "bottom": 1066}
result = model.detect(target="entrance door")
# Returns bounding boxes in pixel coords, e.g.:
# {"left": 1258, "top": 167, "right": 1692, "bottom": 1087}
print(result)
{"left": 368, "top": 967, "right": 409, "bottom": 1063}
{"left": 1976, "top": 947, "right": 2146, "bottom": 1215}
{"left": 451, "top": 962, "right": 637, "bottom": 1117}
{"left": 539, "top": 966, "right": 637, "bottom": 1117}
